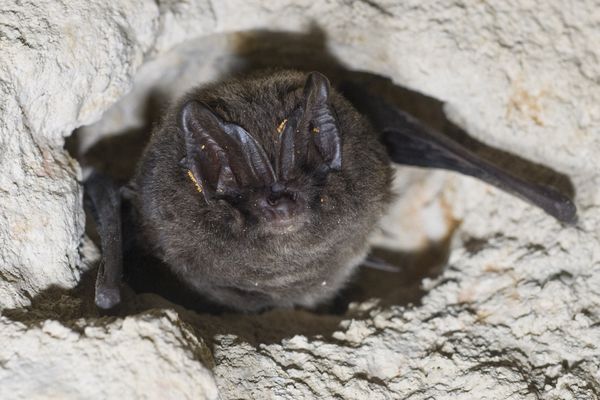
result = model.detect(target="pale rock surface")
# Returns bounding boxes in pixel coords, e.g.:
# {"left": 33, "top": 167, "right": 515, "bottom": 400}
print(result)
{"left": 0, "top": 0, "right": 599, "bottom": 399}
{"left": 0, "top": 309, "right": 219, "bottom": 400}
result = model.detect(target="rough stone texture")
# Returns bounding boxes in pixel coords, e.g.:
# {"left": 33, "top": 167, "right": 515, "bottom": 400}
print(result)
{"left": 0, "top": 0, "right": 217, "bottom": 308}
{"left": 0, "top": 309, "right": 219, "bottom": 400}
{"left": 1, "top": 1, "right": 599, "bottom": 399}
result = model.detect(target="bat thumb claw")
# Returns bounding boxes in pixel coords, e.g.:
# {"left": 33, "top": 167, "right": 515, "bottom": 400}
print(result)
{"left": 95, "top": 287, "right": 121, "bottom": 310}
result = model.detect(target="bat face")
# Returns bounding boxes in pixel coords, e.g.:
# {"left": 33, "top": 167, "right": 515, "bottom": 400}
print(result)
{"left": 177, "top": 72, "right": 342, "bottom": 238}
{"left": 130, "top": 70, "right": 393, "bottom": 311}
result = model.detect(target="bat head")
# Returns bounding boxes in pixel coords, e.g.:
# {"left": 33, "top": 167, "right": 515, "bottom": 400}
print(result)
{"left": 178, "top": 72, "right": 342, "bottom": 236}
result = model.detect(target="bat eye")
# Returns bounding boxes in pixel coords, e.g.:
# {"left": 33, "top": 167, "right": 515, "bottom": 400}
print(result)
{"left": 228, "top": 193, "right": 245, "bottom": 205}
{"left": 312, "top": 164, "right": 331, "bottom": 183}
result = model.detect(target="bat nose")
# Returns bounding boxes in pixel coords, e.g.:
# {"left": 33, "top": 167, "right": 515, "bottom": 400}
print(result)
{"left": 257, "top": 188, "right": 307, "bottom": 234}
{"left": 259, "top": 191, "right": 298, "bottom": 225}
{"left": 264, "top": 194, "right": 295, "bottom": 219}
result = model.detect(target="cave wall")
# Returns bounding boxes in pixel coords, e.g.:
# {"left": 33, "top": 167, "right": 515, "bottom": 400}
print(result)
{"left": 0, "top": 1, "right": 599, "bottom": 399}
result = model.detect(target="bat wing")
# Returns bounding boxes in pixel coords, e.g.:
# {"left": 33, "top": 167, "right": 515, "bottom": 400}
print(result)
{"left": 340, "top": 80, "right": 577, "bottom": 224}
{"left": 84, "top": 172, "right": 123, "bottom": 310}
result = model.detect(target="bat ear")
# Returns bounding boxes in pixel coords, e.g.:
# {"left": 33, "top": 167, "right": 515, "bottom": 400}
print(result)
{"left": 278, "top": 108, "right": 301, "bottom": 181}
{"left": 219, "top": 114, "right": 276, "bottom": 187}
{"left": 179, "top": 101, "right": 276, "bottom": 201}
{"left": 303, "top": 72, "right": 342, "bottom": 171}
{"left": 178, "top": 101, "right": 240, "bottom": 201}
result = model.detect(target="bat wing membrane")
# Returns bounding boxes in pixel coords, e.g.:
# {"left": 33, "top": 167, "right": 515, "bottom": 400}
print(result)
{"left": 341, "top": 81, "right": 576, "bottom": 224}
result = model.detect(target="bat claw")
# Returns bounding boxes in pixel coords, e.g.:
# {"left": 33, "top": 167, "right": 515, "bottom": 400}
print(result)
{"left": 362, "top": 256, "right": 403, "bottom": 273}
{"left": 95, "top": 287, "right": 121, "bottom": 310}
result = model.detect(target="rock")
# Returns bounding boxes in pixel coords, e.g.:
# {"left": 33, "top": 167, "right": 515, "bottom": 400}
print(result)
{"left": 0, "top": 310, "right": 219, "bottom": 399}
{"left": 1, "top": 1, "right": 599, "bottom": 399}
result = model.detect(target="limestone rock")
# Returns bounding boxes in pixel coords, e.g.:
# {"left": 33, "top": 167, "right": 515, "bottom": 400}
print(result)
{"left": 0, "top": 310, "right": 218, "bottom": 399}
{"left": 1, "top": 1, "right": 599, "bottom": 399}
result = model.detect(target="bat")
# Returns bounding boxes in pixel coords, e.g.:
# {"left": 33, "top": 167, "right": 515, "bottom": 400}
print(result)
{"left": 85, "top": 70, "right": 576, "bottom": 312}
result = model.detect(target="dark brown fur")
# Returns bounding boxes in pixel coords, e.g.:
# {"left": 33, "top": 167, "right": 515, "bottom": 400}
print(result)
{"left": 130, "top": 71, "right": 393, "bottom": 312}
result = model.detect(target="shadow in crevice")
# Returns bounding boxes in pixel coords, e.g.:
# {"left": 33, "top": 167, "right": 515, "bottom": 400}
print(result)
{"left": 35, "top": 26, "right": 577, "bottom": 343}
{"left": 0, "top": 238, "right": 447, "bottom": 347}
{"left": 1, "top": 234, "right": 451, "bottom": 347}
{"left": 68, "top": 26, "right": 576, "bottom": 196}
{"left": 65, "top": 91, "right": 166, "bottom": 184}
{"left": 0, "top": 264, "right": 344, "bottom": 346}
